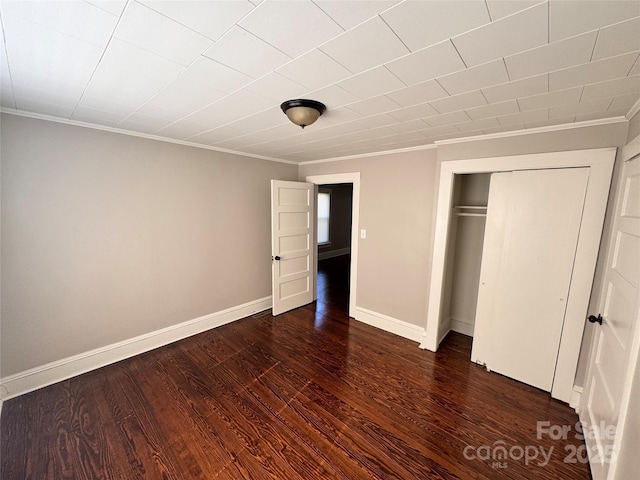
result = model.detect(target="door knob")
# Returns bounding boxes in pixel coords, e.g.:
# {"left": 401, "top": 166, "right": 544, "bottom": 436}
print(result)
{"left": 273, "top": 255, "right": 281, "bottom": 261}
{"left": 588, "top": 314, "right": 603, "bottom": 325}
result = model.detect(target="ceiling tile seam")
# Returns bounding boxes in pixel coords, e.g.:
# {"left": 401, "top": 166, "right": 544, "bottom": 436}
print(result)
{"left": 381, "top": 93, "right": 404, "bottom": 110}
{"left": 83, "top": 0, "right": 121, "bottom": 17}
{"left": 133, "top": 0, "right": 215, "bottom": 43}
{"left": 578, "top": 85, "right": 586, "bottom": 103}
{"left": 184, "top": 110, "right": 293, "bottom": 144}
{"left": 115, "top": 58, "right": 236, "bottom": 130}
{"left": 626, "top": 53, "right": 640, "bottom": 76}
{"left": 546, "top": 72, "right": 550, "bottom": 96}
{"left": 234, "top": 24, "right": 295, "bottom": 68}
{"left": 116, "top": 62, "right": 225, "bottom": 132}
{"left": 605, "top": 98, "right": 615, "bottom": 111}
{"left": 207, "top": 3, "right": 258, "bottom": 43}
{"left": 138, "top": 0, "right": 251, "bottom": 42}
{"left": 198, "top": 71, "right": 309, "bottom": 123}
{"left": 308, "top": 0, "right": 347, "bottom": 33}
{"left": 71, "top": 2, "right": 131, "bottom": 119}
{"left": 199, "top": 24, "right": 294, "bottom": 78}
{"left": 142, "top": 62, "right": 285, "bottom": 136}
{"left": 448, "top": 38, "right": 469, "bottom": 69}
{"left": 382, "top": 64, "right": 408, "bottom": 89}
{"left": 484, "top": 0, "right": 493, "bottom": 22}
{"left": 478, "top": 89, "right": 494, "bottom": 111}
{"left": 310, "top": 48, "right": 357, "bottom": 77}
{"left": 502, "top": 58, "right": 512, "bottom": 82}
{"left": 546, "top": 0, "right": 549, "bottom": 44}
{"left": 377, "top": 12, "right": 412, "bottom": 53}
{"left": 287, "top": 109, "right": 400, "bottom": 142}
{"left": 2, "top": 4, "right": 117, "bottom": 49}
{"left": 258, "top": 120, "right": 388, "bottom": 152}
{"left": 588, "top": 28, "right": 601, "bottom": 63}
{"left": 433, "top": 77, "right": 451, "bottom": 97}
{"left": 502, "top": 27, "right": 600, "bottom": 74}
{"left": 342, "top": 93, "right": 403, "bottom": 116}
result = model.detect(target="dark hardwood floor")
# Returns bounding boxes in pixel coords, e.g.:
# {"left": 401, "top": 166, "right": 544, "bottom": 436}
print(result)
{"left": 1, "top": 255, "right": 591, "bottom": 479}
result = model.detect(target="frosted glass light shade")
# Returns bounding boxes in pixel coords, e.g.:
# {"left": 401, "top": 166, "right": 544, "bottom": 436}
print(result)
{"left": 280, "top": 99, "right": 326, "bottom": 128}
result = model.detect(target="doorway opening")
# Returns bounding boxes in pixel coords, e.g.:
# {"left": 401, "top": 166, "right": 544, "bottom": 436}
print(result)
{"left": 306, "top": 172, "right": 361, "bottom": 319}
{"left": 316, "top": 183, "right": 353, "bottom": 314}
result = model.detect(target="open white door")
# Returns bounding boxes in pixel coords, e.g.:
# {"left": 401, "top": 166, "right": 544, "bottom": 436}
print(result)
{"left": 580, "top": 154, "right": 640, "bottom": 479}
{"left": 472, "top": 167, "right": 590, "bottom": 391}
{"left": 271, "top": 180, "right": 315, "bottom": 316}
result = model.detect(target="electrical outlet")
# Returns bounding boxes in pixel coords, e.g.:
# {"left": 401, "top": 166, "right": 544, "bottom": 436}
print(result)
{"left": 360, "top": 229, "right": 366, "bottom": 239}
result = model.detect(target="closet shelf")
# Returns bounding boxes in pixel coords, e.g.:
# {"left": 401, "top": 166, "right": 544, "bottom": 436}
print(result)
{"left": 453, "top": 205, "right": 487, "bottom": 217}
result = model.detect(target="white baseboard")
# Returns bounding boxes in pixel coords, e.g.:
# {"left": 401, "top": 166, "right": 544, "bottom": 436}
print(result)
{"left": 0, "top": 296, "right": 272, "bottom": 401}
{"left": 450, "top": 318, "right": 475, "bottom": 337}
{"left": 419, "top": 326, "right": 451, "bottom": 351}
{"left": 570, "top": 385, "right": 583, "bottom": 410}
{"left": 353, "top": 307, "right": 425, "bottom": 343}
{"left": 318, "top": 247, "right": 350, "bottom": 261}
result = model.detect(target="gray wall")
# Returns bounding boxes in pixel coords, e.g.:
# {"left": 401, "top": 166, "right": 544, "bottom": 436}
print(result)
{"left": 1, "top": 111, "right": 634, "bottom": 391}
{"left": 302, "top": 121, "right": 629, "bottom": 389}
{"left": 300, "top": 149, "right": 439, "bottom": 326}
{"left": 1, "top": 114, "right": 297, "bottom": 377}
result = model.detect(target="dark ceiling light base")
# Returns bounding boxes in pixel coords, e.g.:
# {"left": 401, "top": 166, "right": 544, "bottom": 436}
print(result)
{"left": 280, "top": 99, "right": 326, "bottom": 129}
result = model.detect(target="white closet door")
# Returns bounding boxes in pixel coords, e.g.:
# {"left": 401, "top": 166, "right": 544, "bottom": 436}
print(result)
{"left": 472, "top": 168, "right": 589, "bottom": 391}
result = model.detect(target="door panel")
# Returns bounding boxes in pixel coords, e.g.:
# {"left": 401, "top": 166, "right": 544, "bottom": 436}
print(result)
{"left": 581, "top": 155, "right": 640, "bottom": 479}
{"left": 472, "top": 168, "right": 589, "bottom": 391}
{"left": 271, "top": 180, "right": 315, "bottom": 316}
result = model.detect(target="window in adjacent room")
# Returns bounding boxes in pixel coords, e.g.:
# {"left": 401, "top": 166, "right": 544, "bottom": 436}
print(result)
{"left": 318, "top": 191, "right": 331, "bottom": 245}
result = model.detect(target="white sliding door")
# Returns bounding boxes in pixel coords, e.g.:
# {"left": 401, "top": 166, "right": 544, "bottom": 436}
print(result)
{"left": 472, "top": 168, "right": 589, "bottom": 391}
{"left": 271, "top": 180, "right": 315, "bottom": 316}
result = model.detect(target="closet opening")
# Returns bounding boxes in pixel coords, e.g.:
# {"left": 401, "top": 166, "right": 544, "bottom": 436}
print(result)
{"left": 440, "top": 173, "right": 490, "bottom": 352}
{"left": 424, "top": 149, "right": 615, "bottom": 402}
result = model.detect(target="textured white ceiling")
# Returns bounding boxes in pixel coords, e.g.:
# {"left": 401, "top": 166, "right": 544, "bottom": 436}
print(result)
{"left": 1, "top": 0, "right": 639, "bottom": 162}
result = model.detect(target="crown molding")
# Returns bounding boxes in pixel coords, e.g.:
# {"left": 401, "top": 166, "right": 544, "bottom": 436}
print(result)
{"left": 4, "top": 108, "right": 632, "bottom": 167}
{"left": 434, "top": 117, "right": 629, "bottom": 146}
{"left": 0, "top": 108, "right": 298, "bottom": 165}
{"left": 298, "top": 143, "right": 437, "bottom": 165}
{"left": 626, "top": 98, "right": 640, "bottom": 120}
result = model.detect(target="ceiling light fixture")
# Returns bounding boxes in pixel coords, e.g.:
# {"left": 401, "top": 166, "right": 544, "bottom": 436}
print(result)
{"left": 280, "top": 99, "right": 326, "bottom": 129}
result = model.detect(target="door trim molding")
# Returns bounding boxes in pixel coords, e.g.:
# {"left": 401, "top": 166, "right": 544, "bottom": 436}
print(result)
{"left": 423, "top": 148, "right": 616, "bottom": 403}
{"left": 306, "top": 173, "right": 360, "bottom": 318}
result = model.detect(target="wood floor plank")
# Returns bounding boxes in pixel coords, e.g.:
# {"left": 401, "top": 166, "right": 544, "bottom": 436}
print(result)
{"left": 1, "top": 256, "right": 592, "bottom": 479}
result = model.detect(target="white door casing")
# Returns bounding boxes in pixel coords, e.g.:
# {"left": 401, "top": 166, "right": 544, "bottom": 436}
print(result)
{"left": 271, "top": 180, "right": 315, "bottom": 316}
{"left": 471, "top": 168, "right": 590, "bottom": 391}
{"left": 423, "top": 148, "right": 616, "bottom": 403}
{"left": 580, "top": 153, "right": 640, "bottom": 479}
